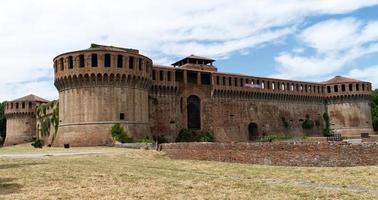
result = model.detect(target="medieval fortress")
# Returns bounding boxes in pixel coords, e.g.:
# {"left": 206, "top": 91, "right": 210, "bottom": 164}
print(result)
{"left": 3, "top": 44, "right": 374, "bottom": 146}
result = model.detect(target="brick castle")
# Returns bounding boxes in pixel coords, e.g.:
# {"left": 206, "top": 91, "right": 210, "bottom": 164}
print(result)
{"left": 3, "top": 44, "right": 374, "bottom": 146}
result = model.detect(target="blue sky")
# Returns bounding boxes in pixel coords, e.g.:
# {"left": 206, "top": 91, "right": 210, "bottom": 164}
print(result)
{"left": 0, "top": 0, "right": 378, "bottom": 101}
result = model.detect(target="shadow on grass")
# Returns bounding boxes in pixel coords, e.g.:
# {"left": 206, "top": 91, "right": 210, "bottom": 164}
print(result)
{"left": 0, "top": 178, "right": 23, "bottom": 195}
{"left": 0, "top": 162, "right": 46, "bottom": 170}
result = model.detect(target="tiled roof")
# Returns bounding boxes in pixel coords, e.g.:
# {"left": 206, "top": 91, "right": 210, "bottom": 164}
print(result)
{"left": 11, "top": 94, "right": 49, "bottom": 103}
{"left": 322, "top": 76, "right": 363, "bottom": 84}
{"left": 89, "top": 44, "right": 139, "bottom": 54}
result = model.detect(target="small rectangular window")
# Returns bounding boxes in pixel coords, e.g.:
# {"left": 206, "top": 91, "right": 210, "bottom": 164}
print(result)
{"left": 342, "top": 84, "right": 346, "bottom": 92}
{"left": 22, "top": 102, "right": 25, "bottom": 109}
{"left": 129, "top": 57, "right": 134, "bottom": 69}
{"left": 91, "top": 54, "right": 98, "bottom": 67}
{"left": 327, "top": 86, "right": 331, "bottom": 93}
{"left": 104, "top": 54, "right": 111, "bottom": 67}
{"left": 356, "top": 84, "right": 360, "bottom": 91}
{"left": 120, "top": 113, "right": 125, "bottom": 120}
{"left": 117, "top": 55, "right": 123, "bottom": 68}
{"left": 29, "top": 102, "right": 32, "bottom": 108}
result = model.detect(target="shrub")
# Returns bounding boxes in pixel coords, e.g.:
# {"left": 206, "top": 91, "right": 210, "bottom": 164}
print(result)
{"left": 176, "top": 128, "right": 192, "bottom": 142}
{"left": 140, "top": 135, "right": 154, "bottom": 144}
{"left": 302, "top": 115, "right": 314, "bottom": 129}
{"left": 260, "top": 135, "right": 278, "bottom": 142}
{"left": 31, "top": 140, "right": 43, "bottom": 148}
{"left": 199, "top": 132, "right": 214, "bottom": 142}
{"left": 111, "top": 124, "right": 132, "bottom": 143}
{"left": 322, "top": 112, "right": 333, "bottom": 137}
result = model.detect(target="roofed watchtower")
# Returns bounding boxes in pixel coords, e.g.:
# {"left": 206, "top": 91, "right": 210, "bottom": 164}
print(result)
{"left": 172, "top": 55, "right": 217, "bottom": 72}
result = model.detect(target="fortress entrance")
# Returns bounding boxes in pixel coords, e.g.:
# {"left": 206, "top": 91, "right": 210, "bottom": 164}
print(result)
{"left": 248, "top": 123, "right": 258, "bottom": 140}
{"left": 187, "top": 95, "right": 201, "bottom": 130}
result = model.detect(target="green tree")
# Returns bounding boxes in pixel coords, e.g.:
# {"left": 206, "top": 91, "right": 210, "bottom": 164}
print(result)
{"left": 0, "top": 102, "right": 6, "bottom": 143}
{"left": 372, "top": 89, "right": 378, "bottom": 131}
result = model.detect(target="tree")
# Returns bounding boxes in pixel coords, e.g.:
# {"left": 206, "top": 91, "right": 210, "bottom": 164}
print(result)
{"left": 372, "top": 89, "right": 378, "bottom": 132}
{"left": 0, "top": 102, "right": 6, "bottom": 144}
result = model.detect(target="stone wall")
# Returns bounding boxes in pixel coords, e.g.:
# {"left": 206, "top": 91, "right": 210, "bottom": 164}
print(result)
{"left": 160, "top": 142, "right": 378, "bottom": 167}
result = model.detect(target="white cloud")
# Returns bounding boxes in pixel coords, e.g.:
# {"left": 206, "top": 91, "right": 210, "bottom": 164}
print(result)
{"left": 1, "top": 0, "right": 378, "bottom": 101}
{"left": 348, "top": 66, "right": 378, "bottom": 88}
{"left": 274, "top": 18, "right": 378, "bottom": 82}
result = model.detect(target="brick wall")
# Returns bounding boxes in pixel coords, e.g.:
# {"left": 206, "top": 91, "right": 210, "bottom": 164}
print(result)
{"left": 160, "top": 142, "right": 378, "bottom": 167}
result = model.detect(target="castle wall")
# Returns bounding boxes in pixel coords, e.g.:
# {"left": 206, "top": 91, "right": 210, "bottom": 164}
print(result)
{"left": 4, "top": 114, "right": 36, "bottom": 146}
{"left": 208, "top": 97, "right": 325, "bottom": 142}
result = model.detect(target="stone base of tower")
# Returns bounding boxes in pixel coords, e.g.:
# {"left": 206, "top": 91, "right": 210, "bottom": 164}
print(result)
{"left": 3, "top": 117, "right": 36, "bottom": 146}
{"left": 53, "top": 122, "right": 150, "bottom": 147}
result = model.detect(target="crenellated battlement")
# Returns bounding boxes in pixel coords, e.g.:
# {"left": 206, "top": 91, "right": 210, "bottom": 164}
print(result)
{"left": 5, "top": 95, "right": 49, "bottom": 117}
{"left": 54, "top": 44, "right": 153, "bottom": 91}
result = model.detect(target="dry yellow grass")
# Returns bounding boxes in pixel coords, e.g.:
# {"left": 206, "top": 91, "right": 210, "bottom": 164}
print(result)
{"left": 1, "top": 144, "right": 378, "bottom": 200}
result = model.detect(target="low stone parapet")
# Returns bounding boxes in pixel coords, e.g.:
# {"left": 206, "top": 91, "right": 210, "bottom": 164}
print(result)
{"left": 160, "top": 142, "right": 378, "bottom": 167}
{"left": 115, "top": 143, "right": 155, "bottom": 150}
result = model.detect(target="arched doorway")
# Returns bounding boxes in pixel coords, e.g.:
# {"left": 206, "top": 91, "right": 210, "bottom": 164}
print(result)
{"left": 248, "top": 123, "right": 258, "bottom": 141}
{"left": 187, "top": 95, "right": 201, "bottom": 130}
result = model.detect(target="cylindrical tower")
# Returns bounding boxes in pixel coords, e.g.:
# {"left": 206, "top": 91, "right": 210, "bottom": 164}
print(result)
{"left": 4, "top": 95, "right": 48, "bottom": 146}
{"left": 53, "top": 44, "right": 153, "bottom": 146}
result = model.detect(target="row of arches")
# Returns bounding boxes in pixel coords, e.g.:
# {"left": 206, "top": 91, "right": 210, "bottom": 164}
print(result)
{"left": 326, "top": 83, "right": 370, "bottom": 93}
{"left": 214, "top": 75, "right": 325, "bottom": 95}
{"left": 55, "top": 73, "right": 152, "bottom": 91}
{"left": 6, "top": 101, "right": 34, "bottom": 111}
{"left": 54, "top": 53, "right": 152, "bottom": 74}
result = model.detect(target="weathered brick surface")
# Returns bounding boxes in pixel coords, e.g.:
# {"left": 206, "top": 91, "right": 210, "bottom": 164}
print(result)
{"left": 160, "top": 142, "right": 378, "bottom": 167}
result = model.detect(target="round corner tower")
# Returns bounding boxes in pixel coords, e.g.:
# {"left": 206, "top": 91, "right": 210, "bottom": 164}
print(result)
{"left": 323, "top": 76, "right": 374, "bottom": 137}
{"left": 53, "top": 44, "right": 153, "bottom": 146}
{"left": 3, "top": 95, "right": 48, "bottom": 146}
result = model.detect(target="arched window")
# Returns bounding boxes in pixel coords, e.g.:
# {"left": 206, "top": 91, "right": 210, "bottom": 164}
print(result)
{"left": 91, "top": 54, "right": 98, "bottom": 67}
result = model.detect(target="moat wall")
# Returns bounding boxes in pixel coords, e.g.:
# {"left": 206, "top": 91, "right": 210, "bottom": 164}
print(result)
{"left": 160, "top": 142, "right": 378, "bottom": 167}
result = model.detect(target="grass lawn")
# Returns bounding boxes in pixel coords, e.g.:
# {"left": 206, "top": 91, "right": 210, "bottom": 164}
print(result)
{"left": 1, "top": 144, "right": 378, "bottom": 200}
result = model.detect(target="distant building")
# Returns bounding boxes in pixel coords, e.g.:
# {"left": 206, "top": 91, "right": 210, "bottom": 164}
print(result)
{"left": 3, "top": 44, "right": 374, "bottom": 146}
